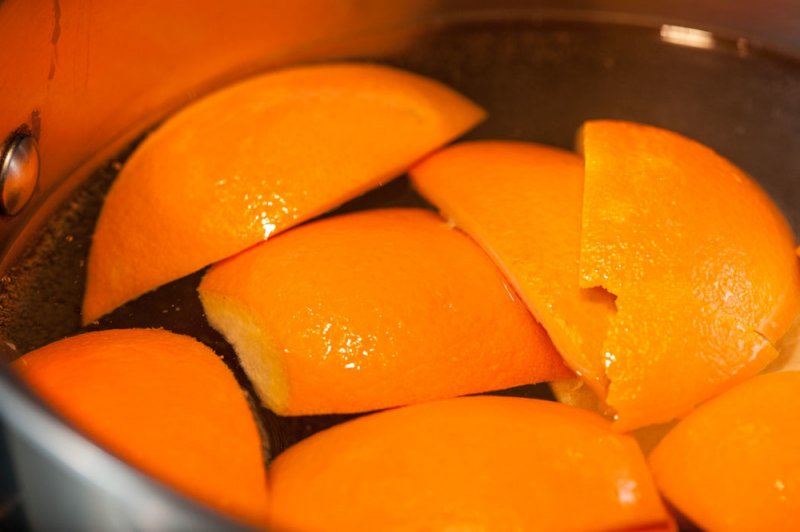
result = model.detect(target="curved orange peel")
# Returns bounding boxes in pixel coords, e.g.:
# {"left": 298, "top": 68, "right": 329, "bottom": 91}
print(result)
{"left": 198, "top": 209, "right": 569, "bottom": 416}
{"left": 580, "top": 120, "right": 800, "bottom": 430}
{"left": 650, "top": 371, "right": 800, "bottom": 531}
{"left": 269, "top": 396, "right": 673, "bottom": 531}
{"left": 83, "top": 63, "right": 485, "bottom": 323}
{"left": 12, "top": 329, "right": 269, "bottom": 527}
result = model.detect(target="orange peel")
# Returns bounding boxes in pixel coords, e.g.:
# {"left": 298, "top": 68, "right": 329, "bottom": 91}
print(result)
{"left": 12, "top": 329, "right": 269, "bottom": 526}
{"left": 269, "top": 396, "right": 673, "bottom": 531}
{"left": 198, "top": 208, "right": 570, "bottom": 416}
{"left": 650, "top": 371, "right": 800, "bottom": 531}
{"left": 580, "top": 120, "right": 800, "bottom": 430}
{"left": 83, "top": 63, "right": 485, "bottom": 323}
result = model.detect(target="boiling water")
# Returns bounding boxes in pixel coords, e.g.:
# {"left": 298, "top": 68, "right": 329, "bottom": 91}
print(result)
{"left": 1, "top": 14, "right": 799, "bottom": 525}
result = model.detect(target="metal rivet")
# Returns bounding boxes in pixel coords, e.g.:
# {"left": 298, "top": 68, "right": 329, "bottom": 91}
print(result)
{"left": 0, "top": 134, "right": 40, "bottom": 216}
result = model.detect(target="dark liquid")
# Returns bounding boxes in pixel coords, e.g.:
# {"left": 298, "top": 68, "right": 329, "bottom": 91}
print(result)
{"left": 1, "top": 15, "right": 798, "bottom": 528}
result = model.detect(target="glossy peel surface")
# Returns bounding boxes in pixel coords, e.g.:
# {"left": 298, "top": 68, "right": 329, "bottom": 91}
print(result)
{"left": 269, "top": 396, "right": 673, "bottom": 531}
{"left": 83, "top": 63, "right": 485, "bottom": 323}
{"left": 580, "top": 120, "right": 800, "bottom": 430}
{"left": 199, "top": 209, "right": 570, "bottom": 415}
{"left": 650, "top": 371, "right": 800, "bottom": 531}
{"left": 12, "top": 329, "right": 270, "bottom": 527}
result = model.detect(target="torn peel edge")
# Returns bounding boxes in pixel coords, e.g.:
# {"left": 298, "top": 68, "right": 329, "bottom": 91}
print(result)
{"left": 765, "top": 308, "right": 800, "bottom": 372}
{"left": 579, "top": 263, "right": 781, "bottom": 431}
{"left": 762, "top": 262, "right": 800, "bottom": 373}
{"left": 567, "top": 277, "right": 620, "bottom": 414}
{"left": 609, "top": 320, "right": 781, "bottom": 433}
{"left": 574, "top": 276, "right": 689, "bottom": 431}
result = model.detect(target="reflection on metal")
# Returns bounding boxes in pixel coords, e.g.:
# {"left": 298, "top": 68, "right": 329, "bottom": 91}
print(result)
{"left": 0, "top": 0, "right": 435, "bottom": 203}
{"left": 659, "top": 24, "right": 715, "bottom": 49}
{"left": 0, "top": 134, "right": 39, "bottom": 216}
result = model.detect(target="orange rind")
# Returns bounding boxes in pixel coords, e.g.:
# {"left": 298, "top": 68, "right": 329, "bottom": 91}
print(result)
{"left": 198, "top": 208, "right": 570, "bottom": 416}
{"left": 268, "top": 396, "right": 673, "bottom": 531}
{"left": 411, "top": 129, "right": 799, "bottom": 432}
{"left": 650, "top": 371, "right": 800, "bottom": 531}
{"left": 83, "top": 63, "right": 485, "bottom": 323}
{"left": 580, "top": 120, "right": 800, "bottom": 430}
{"left": 12, "top": 329, "right": 269, "bottom": 527}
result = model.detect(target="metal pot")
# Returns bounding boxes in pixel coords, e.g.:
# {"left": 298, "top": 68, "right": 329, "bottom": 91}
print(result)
{"left": 1, "top": 1, "right": 798, "bottom": 530}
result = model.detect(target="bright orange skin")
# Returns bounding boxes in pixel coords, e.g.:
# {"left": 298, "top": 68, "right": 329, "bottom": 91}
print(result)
{"left": 269, "top": 396, "right": 673, "bottom": 531}
{"left": 199, "top": 209, "right": 570, "bottom": 416}
{"left": 12, "top": 329, "right": 269, "bottom": 527}
{"left": 411, "top": 141, "right": 615, "bottom": 397}
{"left": 650, "top": 371, "right": 800, "bottom": 531}
{"left": 83, "top": 63, "right": 485, "bottom": 323}
{"left": 580, "top": 120, "right": 800, "bottom": 430}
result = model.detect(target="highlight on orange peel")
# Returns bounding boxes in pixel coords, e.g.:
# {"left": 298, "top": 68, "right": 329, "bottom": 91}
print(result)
{"left": 268, "top": 396, "right": 673, "bottom": 531}
{"left": 83, "top": 63, "right": 485, "bottom": 323}
{"left": 410, "top": 141, "right": 616, "bottom": 399}
{"left": 579, "top": 120, "right": 800, "bottom": 430}
{"left": 650, "top": 371, "right": 800, "bottom": 531}
{"left": 11, "top": 329, "right": 269, "bottom": 527}
{"left": 198, "top": 208, "right": 570, "bottom": 416}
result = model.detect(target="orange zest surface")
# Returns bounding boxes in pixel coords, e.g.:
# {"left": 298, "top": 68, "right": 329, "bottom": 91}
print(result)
{"left": 83, "top": 63, "right": 485, "bottom": 323}
{"left": 198, "top": 208, "right": 570, "bottom": 416}
{"left": 12, "top": 329, "right": 269, "bottom": 527}
{"left": 650, "top": 371, "right": 800, "bottom": 531}
{"left": 411, "top": 141, "right": 616, "bottom": 398}
{"left": 579, "top": 120, "right": 800, "bottom": 430}
{"left": 268, "top": 396, "right": 673, "bottom": 531}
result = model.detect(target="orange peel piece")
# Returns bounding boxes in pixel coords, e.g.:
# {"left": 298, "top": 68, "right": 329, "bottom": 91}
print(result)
{"left": 198, "top": 209, "right": 570, "bottom": 416}
{"left": 580, "top": 120, "right": 800, "bottom": 430}
{"left": 410, "top": 141, "right": 615, "bottom": 397}
{"left": 12, "top": 329, "right": 269, "bottom": 527}
{"left": 83, "top": 63, "right": 485, "bottom": 323}
{"left": 268, "top": 396, "right": 673, "bottom": 531}
{"left": 650, "top": 371, "right": 800, "bottom": 531}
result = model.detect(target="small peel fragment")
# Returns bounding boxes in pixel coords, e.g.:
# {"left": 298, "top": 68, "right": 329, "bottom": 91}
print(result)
{"left": 550, "top": 378, "right": 612, "bottom": 416}
{"left": 550, "top": 378, "right": 679, "bottom": 455}
{"left": 580, "top": 120, "right": 800, "bottom": 431}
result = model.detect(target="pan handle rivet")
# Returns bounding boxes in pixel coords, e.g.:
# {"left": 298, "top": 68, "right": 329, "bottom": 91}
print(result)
{"left": 0, "top": 133, "right": 39, "bottom": 216}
